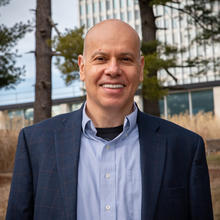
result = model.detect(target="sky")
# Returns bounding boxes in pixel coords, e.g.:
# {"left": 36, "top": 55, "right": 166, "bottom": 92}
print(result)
{"left": 0, "top": 0, "right": 82, "bottom": 105}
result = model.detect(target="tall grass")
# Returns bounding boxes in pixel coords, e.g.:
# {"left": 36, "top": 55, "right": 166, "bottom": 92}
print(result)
{"left": 168, "top": 112, "right": 220, "bottom": 141}
{"left": 0, "top": 130, "right": 18, "bottom": 172}
{"left": 0, "top": 112, "right": 32, "bottom": 130}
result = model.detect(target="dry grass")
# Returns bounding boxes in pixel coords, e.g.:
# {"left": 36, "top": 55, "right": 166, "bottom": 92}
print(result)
{"left": 168, "top": 112, "right": 220, "bottom": 141}
{"left": 0, "top": 130, "right": 19, "bottom": 172}
{"left": 0, "top": 174, "right": 11, "bottom": 219}
{"left": 0, "top": 112, "right": 32, "bottom": 130}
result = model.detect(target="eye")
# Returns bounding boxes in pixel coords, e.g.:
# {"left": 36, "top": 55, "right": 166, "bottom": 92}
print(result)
{"left": 121, "top": 57, "right": 132, "bottom": 62}
{"left": 95, "top": 56, "right": 105, "bottom": 61}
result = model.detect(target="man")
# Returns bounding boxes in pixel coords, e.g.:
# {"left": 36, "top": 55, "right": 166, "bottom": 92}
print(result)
{"left": 6, "top": 19, "right": 213, "bottom": 220}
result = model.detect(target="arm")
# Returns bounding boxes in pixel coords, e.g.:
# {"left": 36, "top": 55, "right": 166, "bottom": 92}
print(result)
{"left": 6, "top": 128, "right": 34, "bottom": 220}
{"left": 189, "top": 136, "right": 213, "bottom": 220}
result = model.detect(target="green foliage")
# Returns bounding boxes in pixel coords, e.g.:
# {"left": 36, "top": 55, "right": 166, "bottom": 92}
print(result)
{"left": 141, "top": 40, "right": 182, "bottom": 100}
{"left": 0, "top": 20, "right": 32, "bottom": 89}
{"left": 142, "top": 73, "right": 168, "bottom": 100}
{"left": 51, "top": 27, "right": 84, "bottom": 85}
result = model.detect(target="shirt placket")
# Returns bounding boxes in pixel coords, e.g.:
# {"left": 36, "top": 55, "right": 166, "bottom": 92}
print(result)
{"left": 100, "top": 143, "right": 116, "bottom": 220}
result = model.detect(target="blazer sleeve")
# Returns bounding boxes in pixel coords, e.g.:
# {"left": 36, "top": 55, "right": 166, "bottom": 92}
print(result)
{"left": 6, "top": 128, "right": 34, "bottom": 220}
{"left": 189, "top": 135, "right": 213, "bottom": 220}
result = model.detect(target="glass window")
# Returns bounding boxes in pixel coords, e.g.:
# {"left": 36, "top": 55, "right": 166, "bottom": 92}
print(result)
{"left": 172, "top": 17, "right": 178, "bottom": 29}
{"left": 164, "top": 19, "right": 170, "bottom": 29}
{"left": 113, "top": 0, "right": 117, "bottom": 9}
{"left": 120, "top": 0, "right": 124, "bottom": 8}
{"left": 159, "top": 99, "right": 164, "bottom": 117}
{"left": 127, "top": 0, "right": 132, "bottom": 7}
{"left": 120, "top": 12, "right": 125, "bottom": 21}
{"left": 100, "top": 1, "right": 105, "bottom": 12}
{"left": 80, "top": 18, "right": 84, "bottom": 26}
{"left": 86, "top": 3, "right": 91, "bottom": 14}
{"left": 87, "top": 18, "right": 91, "bottom": 28}
{"left": 93, "top": 2, "right": 98, "bottom": 13}
{"left": 173, "top": 32, "right": 179, "bottom": 44}
{"left": 191, "top": 90, "right": 214, "bottom": 114}
{"left": 70, "top": 103, "right": 83, "bottom": 111}
{"left": 8, "top": 110, "right": 24, "bottom": 119}
{"left": 135, "top": 10, "right": 139, "bottom": 20}
{"left": 167, "top": 92, "right": 189, "bottom": 116}
{"left": 106, "top": 0, "right": 110, "bottom": 10}
{"left": 164, "top": 7, "right": 170, "bottom": 15}
{"left": 127, "top": 10, "right": 132, "bottom": 21}
{"left": 80, "top": 4, "right": 84, "bottom": 16}
{"left": 94, "top": 16, "right": 98, "bottom": 24}
{"left": 156, "top": 5, "right": 163, "bottom": 16}
{"left": 24, "top": 108, "right": 33, "bottom": 121}
{"left": 135, "top": 24, "right": 139, "bottom": 33}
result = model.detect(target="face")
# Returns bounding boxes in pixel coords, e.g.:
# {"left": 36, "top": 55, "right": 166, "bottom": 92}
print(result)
{"left": 78, "top": 21, "right": 144, "bottom": 113}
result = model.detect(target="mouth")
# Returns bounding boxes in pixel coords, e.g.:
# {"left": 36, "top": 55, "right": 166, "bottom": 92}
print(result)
{"left": 101, "top": 84, "right": 125, "bottom": 89}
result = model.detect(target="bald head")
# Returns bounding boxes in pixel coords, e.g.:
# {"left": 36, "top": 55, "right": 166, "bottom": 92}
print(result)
{"left": 83, "top": 19, "right": 141, "bottom": 58}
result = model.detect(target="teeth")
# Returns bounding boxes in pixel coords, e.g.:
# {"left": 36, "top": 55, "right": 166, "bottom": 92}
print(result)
{"left": 102, "top": 84, "right": 124, "bottom": 88}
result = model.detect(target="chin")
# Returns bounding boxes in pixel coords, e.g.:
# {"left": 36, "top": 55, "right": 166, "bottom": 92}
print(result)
{"left": 99, "top": 99, "right": 132, "bottom": 110}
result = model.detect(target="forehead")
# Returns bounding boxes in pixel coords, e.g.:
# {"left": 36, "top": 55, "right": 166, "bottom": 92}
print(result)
{"left": 84, "top": 21, "right": 140, "bottom": 57}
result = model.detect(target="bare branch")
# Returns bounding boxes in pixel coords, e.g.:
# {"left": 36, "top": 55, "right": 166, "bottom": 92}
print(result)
{"left": 160, "top": 3, "right": 209, "bottom": 31}
{"left": 48, "top": 16, "right": 61, "bottom": 37}
{"left": 164, "top": 68, "right": 178, "bottom": 82}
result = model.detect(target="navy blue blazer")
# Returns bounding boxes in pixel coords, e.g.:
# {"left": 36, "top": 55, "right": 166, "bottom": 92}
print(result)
{"left": 6, "top": 107, "right": 213, "bottom": 220}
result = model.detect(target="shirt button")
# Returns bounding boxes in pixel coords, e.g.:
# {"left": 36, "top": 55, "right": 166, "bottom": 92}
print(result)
{"left": 105, "top": 205, "right": 111, "bottom": 210}
{"left": 105, "top": 173, "right": 110, "bottom": 179}
{"left": 106, "top": 145, "right": 110, "bottom": 150}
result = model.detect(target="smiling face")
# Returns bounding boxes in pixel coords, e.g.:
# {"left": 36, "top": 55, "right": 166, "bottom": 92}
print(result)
{"left": 78, "top": 20, "right": 144, "bottom": 115}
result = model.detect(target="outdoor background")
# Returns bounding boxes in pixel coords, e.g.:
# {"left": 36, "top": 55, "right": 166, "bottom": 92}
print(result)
{"left": 0, "top": 0, "right": 220, "bottom": 219}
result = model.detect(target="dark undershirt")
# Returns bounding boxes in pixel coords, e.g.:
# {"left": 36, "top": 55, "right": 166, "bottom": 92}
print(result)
{"left": 96, "top": 125, "right": 123, "bottom": 141}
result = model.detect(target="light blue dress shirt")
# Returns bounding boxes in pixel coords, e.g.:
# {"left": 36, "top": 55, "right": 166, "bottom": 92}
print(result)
{"left": 77, "top": 104, "right": 142, "bottom": 220}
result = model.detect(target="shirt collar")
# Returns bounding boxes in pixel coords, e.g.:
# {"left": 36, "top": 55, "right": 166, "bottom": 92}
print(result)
{"left": 82, "top": 102, "right": 138, "bottom": 139}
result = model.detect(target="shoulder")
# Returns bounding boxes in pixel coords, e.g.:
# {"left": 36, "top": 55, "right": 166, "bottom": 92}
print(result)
{"left": 138, "top": 111, "right": 202, "bottom": 141}
{"left": 21, "top": 108, "right": 83, "bottom": 139}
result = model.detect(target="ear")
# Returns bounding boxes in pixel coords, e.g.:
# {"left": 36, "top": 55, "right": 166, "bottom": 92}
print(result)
{"left": 78, "top": 55, "right": 85, "bottom": 81}
{"left": 139, "top": 55, "right": 145, "bottom": 82}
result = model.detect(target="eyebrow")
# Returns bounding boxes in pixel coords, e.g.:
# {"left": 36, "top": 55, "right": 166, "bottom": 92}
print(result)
{"left": 90, "top": 51, "right": 107, "bottom": 59}
{"left": 90, "top": 51, "right": 136, "bottom": 59}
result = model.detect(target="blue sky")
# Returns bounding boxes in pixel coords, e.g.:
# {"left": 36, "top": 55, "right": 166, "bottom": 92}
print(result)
{"left": 0, "top": 0, "right": 83, "bottom": 105}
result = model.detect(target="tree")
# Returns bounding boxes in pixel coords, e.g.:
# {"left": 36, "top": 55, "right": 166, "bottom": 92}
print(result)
{"left": 139, "top": 0, "right": 220, "bottom": 116}
{"left": 51, "top": 26, "right": 84, "bottom": 85}
{"left": 34, "top": 0, "right": 52, "bottom": 123}
{"left": 0, "top": 0, "right": 32, "bottom": 89}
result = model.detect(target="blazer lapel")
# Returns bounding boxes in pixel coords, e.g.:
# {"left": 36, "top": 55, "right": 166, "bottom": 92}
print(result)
{"left": 138, "top": 111, "right": 167, "bottom": 220}
{"left": 55, "top": 108, "right": 83, "bottom": 220}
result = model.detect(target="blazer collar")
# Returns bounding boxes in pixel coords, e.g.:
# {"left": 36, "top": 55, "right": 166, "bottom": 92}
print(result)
{"left": 55, "top": 106, "right": 83, "bottom": 220}
{"left": 137, "top": 111, "right": 167, "bottom": 220}
{"left": 54, "top": 106, "right": 166, "bottom": 220}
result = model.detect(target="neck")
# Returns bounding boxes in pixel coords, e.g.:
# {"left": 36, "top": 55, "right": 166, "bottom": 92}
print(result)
{"left": 85, "top": 102, "right": 134, "bottom": 128}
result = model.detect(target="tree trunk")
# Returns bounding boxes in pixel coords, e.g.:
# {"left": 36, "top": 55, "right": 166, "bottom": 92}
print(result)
{"left": 34, "top": 0, "right": 52, "bottom": 123}
{"left": 139, "top": 0, "right": 160, "bottom": 116}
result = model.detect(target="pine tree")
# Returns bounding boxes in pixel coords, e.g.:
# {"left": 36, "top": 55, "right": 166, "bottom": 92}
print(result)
{"left": 0, "top": 0, "right": 32, "bottom": 89}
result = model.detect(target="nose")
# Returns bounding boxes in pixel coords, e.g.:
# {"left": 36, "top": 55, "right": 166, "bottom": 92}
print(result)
{"left": 104, "top": 59, "right": 121, "bottom": 77}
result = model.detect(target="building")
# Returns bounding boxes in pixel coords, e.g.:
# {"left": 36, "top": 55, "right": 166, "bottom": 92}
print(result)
{"left": 78, "top": 0, "right": 220, "bottom": 118}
